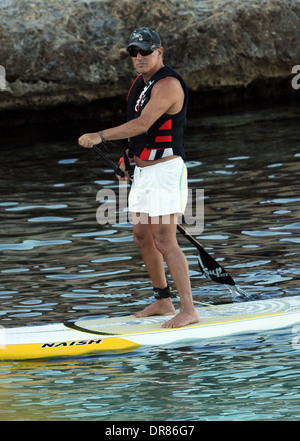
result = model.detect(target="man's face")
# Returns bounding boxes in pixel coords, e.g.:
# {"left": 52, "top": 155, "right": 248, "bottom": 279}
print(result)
{"left": 130, "top": 46, "right": 163, "bottom": 76}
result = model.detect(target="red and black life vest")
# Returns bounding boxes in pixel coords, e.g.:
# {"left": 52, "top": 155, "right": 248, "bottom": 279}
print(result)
{"left": 126, "top": 65, "right": 188, "bottom": 160}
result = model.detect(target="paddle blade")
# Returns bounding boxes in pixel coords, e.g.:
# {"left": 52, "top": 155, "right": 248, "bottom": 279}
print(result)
{"left": 197, "top": 249, "right": 235, "bottom": 286}
{"left": 176, "top": 224, "right": 235, "bottom": 286}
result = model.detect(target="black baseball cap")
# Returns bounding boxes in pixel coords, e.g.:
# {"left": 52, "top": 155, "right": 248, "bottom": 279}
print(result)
{"left": 127, "top": 27, "right": 162, "bottom": 51}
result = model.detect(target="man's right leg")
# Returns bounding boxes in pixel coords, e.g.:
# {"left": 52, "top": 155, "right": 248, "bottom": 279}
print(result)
{"left": 131, "top": 213, "right": 175, "bottom": 317}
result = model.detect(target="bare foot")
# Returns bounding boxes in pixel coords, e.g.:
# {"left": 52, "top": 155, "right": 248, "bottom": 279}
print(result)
{"left": 131, "top": 298, "right": 175, "bottom": 318}
{"left": 161, "top": 309, "right": 199, "bottom": 328}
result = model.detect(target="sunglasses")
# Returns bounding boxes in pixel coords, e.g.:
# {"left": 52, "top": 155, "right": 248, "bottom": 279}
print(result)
{"left": 128, "top": 47, "right": 158, "bottom": 57}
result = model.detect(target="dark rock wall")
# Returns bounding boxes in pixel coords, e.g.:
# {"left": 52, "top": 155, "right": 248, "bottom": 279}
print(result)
{"left": 0, "top": 0, "right": 299, "bottom": 125}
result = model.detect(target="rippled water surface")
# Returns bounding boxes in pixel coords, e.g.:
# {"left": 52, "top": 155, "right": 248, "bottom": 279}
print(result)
{"left": 0, "top": 105, "right": 299, "bottom": 421}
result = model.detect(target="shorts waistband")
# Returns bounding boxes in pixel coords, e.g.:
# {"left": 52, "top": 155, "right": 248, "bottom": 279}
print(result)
{"left": 135, "top": 156, "right": 183, "bottom": 172}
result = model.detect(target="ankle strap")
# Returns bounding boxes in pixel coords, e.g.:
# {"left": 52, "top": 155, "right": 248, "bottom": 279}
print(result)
{"left": 153, "top": 285, "right": 176, "bottom": 299}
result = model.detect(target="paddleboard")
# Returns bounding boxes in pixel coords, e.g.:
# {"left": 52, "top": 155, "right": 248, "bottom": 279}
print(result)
{"left": 1, "top": 295, "right": 300, "bottom": 360}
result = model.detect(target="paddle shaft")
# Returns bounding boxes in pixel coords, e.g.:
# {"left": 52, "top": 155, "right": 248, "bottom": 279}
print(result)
{"left": 93, "top": 145, "right": 125, "bottom": 177}
{"left": 92, "top": 145, "right": 235, "bottom": 286}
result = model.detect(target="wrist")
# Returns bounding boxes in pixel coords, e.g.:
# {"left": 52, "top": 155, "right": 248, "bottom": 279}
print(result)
{"left": 99, "top": 131, "right": 106, "bottom": 143}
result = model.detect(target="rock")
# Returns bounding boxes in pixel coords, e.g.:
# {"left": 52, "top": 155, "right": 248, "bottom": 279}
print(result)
{"left": 0, "top": 0, "right": 299, "bottom": 122}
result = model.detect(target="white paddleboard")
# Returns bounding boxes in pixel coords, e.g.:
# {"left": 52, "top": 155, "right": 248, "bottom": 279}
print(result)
{"left": 1, "top": 296, "right": 300, "bottom": 360}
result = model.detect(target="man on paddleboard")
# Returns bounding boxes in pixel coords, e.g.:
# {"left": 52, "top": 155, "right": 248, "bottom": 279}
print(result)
{"left": 78, "top": 27, "right": 199, "bottom": 328}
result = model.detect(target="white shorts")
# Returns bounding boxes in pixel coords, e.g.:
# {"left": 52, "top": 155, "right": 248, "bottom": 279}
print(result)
{"left": 128, "top": 157, "right": 188, "bottom": 217}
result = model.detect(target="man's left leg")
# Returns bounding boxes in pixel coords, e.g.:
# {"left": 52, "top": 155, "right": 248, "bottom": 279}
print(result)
{"left": 150, "top": 214, "right": 199, "bottom": 328}
{"left": 131, "top": 213, "right": 175, "bottom": 318}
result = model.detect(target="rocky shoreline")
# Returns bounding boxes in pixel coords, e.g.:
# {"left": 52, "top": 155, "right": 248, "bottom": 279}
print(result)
{"left": 0, "top": 0, "right": 299, "bottom": 126}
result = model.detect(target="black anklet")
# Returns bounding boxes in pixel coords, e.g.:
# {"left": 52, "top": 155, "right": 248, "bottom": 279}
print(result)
{"left": 153, "top": 286, "right": 176, "bottom": 300}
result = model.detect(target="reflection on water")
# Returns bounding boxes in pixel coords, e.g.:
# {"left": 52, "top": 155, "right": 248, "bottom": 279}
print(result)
{"left": 0, "top": 329, "right": 299, "bottom": 421}
{"left": 0, "top": 105, "right": 300, "bottom": 420}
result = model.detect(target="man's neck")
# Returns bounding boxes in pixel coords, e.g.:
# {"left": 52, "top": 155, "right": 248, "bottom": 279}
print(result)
{"left": 142, "top": 63, "right": 164, "bottom": 83}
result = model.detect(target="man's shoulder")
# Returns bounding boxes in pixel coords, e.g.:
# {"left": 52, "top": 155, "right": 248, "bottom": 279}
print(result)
{"left": 153, "top": 65, "right": 186, "bottom": 89}
{"left": 154, "top": 75, "right": 182, "bottom": 89}
{"left": 153, "top": 74, "right": 183, "bottom": 94}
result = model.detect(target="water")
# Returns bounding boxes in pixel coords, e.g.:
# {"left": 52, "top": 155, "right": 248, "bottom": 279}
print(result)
{"left": 0, "top": 105, "right": 300, "bottom": 421}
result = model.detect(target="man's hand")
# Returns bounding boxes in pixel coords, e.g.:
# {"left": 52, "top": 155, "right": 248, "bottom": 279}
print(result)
{"left": 116, "top": 160, "right": 130, "bottom": 182}
{"left": 78, "top": 132, "right": 102, "bottom": 148}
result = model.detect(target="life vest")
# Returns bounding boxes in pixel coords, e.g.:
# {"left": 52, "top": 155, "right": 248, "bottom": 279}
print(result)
{"left": 126, "top": 65, "right": 188, "bottom": 160}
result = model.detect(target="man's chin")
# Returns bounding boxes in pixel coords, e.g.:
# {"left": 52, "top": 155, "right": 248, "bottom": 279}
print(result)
{"left": 136, "top": 65, "right": 147, "bottom": 73}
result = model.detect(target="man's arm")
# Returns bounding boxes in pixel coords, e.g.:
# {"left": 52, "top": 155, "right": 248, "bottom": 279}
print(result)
{"left": 78, "top": 77, "right": 183, "bottom": 148}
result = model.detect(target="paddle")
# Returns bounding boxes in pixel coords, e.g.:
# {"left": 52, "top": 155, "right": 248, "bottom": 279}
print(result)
{"left": 92, "top": 145, "right": 235, "bottom": 286}
{"left": 176, "top": 224, "right": 235, "bottom": 286}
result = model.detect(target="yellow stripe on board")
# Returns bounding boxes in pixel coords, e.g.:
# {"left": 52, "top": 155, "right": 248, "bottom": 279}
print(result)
{"left": 0, "top": 337, "right": 140, "bottom": 360}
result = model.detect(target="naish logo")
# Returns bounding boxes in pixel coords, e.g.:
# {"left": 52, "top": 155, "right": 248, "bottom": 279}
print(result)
{"left": 41, "top": 339, "right": 102, "bottom": 349}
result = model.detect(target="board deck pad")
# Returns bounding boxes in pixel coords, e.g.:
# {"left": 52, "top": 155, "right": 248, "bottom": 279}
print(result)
{"left": 69, "top": 296, "right": 300, "bottom": 336}
{"left": 69, "top": 312, "right": 282, "bottom": 335}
